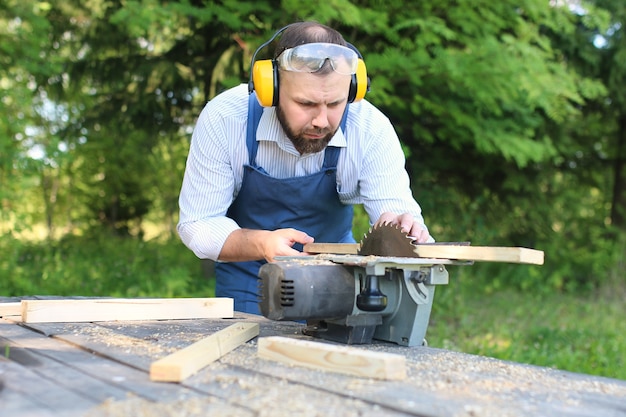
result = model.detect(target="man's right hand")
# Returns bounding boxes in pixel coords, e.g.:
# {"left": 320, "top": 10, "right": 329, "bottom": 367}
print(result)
{"left": 218, "top": 228, "right": 314, "bottom": 263}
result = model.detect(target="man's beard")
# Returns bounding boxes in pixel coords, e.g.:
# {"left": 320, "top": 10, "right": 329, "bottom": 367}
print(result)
{"left": 276, "top": 105, "right": 334, "bottom": 154}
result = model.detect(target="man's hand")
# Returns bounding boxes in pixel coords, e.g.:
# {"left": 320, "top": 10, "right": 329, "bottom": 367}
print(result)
{"left": 374, "top": 212, "right": 432, "bottom": 243}
{"left": 219, "top": 228, "right": 314, "bottom": 263}
{"left": 258, "top": 228, "right": 315, "bottom": 262}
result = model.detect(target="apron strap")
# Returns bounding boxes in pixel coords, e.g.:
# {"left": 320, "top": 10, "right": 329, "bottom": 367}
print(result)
{"left": 246, "top": 93, "right": 265, "bottom": 165}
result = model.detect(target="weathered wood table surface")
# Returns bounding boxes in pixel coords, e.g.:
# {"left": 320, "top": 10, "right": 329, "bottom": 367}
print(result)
{"left": 1, "top": 297, "right": 625, "bottom": 417}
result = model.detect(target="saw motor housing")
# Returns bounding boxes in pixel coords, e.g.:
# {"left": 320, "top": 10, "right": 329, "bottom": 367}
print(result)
{"left": 258, "top": 255, "right": 451, "bottom": 347}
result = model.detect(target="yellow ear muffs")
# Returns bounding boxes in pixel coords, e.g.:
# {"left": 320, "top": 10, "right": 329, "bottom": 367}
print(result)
{"left": 348, "top": 58, "right": 369, "bottom": 103}
{"left": 248, "top": 26, "right": 370, "bottom": 107}
{"left": 251, "top": 59, "right": 279, "bottom": 107}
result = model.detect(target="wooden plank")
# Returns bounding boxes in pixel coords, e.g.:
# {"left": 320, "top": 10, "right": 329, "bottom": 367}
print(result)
{"left": 0, "top": 357, "right": 69, "bottom": 417}
{"left": 257, "top": 336, "right": 406, "bottom": 381}
{"left": 21, "top": 297, "right": 234, "bottom": 323}
{"left": 413, "top": 245, "right": 544, "bottom": 265}
{"left": 0, "top": 302, "right": 21, "bottom": 317}
{"left": 0, "top": 319, "right": 200, "bottom": 403}
{"left": 304, "top": 242, "right": 360, "bottom": 254}
{"left": 304, "top": 242, "right": 544, "bottom": 265}
{"left": 0, "top": 337, "right": 125, "bottom": 413}
{"left": 150, "top": 322, "right": 259, "bottom": 382}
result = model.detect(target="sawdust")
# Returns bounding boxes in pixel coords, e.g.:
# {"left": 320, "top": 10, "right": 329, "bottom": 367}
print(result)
{"left": 216, "top": 337, "right": 626, "bottom": 417}
{"left": 399, "top": 348, "right": 626, "bottom": 416}
{"left": 39, "top": 318, "right": 626, "bottom": 417}
{"left": 84, "top": 394, "right": 254, "bottom": 417}
{"left": 83, "top": 394, "right": 383, "bottom": 417}
{"left": 65, "top": 323, "right": 216, "bottom": 360}
{"left": 84, "top": 362, "right": 398, "bottom": 417}
{"left": 70, "top": 325, "right": 174, "bottom": 357}
{"left": 274, "top": 257, "right": 336, "bottom": 266}
{"left": 406, "top": 348, "right": 626, "bottom": 396}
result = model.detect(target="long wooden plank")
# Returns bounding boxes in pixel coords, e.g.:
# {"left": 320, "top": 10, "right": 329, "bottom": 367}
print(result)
{"left": 303, "top": 242, "right": 544, "bottom": 265}
{"left": 150, "top": 322, "right": 259, "bottom": 382}
{"left": 0, "top": 302, "right": 21, "bottom": 317}
{"left": 257, "top": 336, "right": 406, "bottom": 381}
{"left": 21, "top": 298, "right": 234, "bottom": 323}
{"left": 413, "top": 245, "right": 544, "bottom": 265}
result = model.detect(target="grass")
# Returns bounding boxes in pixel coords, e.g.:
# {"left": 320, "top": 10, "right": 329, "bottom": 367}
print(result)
{"left": 1, "top": 232, "right": 624, "bottom": 381}
{"left": 428, "top": 270, "right": 626, "bottom": 380}
{"left": 0, "top": 232, "right": 213, "bottom": 298}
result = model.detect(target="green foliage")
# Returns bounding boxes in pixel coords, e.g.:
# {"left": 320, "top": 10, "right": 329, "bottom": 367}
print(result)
{"left": 417, "top": 164, "right": 622, "bottom": 293}
{"left": 431, "top": 279, "right": 626, "bottom": 380}
{"left": 0, "top": 232, "right": 211, "bottom": 298}
{"left": 348, "top": 0, "right": 608, "bottom": 168}
{"left": 282, "top": 0, "right": 361, "bottom": 25}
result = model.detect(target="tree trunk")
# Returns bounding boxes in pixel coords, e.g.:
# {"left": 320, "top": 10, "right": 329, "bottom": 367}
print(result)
{"left": 41, "top": 168, "right": 59, "bottom": 240}
{"left": 610, "top": 116, "right": 626, "bottom": 230}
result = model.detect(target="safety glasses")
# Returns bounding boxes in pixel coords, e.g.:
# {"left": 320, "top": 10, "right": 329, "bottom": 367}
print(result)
{"left": 276, "top": 43, "right": 358, "bottom": 75}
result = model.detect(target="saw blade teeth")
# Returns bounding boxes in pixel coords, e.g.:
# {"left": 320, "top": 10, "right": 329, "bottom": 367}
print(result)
{"left": 358, "top": 221, "right": 418, "bottom": 257}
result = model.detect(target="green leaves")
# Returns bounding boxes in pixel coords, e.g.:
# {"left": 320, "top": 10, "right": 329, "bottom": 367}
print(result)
{"left": 361, "top": 1, "right": 607, "bottom": 168}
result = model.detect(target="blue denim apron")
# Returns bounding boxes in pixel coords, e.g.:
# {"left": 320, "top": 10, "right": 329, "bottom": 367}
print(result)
{"left": 215, "top": 94, "right": 354, "bottom": 314}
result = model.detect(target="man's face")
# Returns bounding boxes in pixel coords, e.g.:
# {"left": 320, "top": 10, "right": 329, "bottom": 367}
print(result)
{"left": 276, "top": 70, "right": 351, "bottom": 155}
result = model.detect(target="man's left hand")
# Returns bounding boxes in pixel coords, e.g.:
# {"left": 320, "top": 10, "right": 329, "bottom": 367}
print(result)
{"left": 374, "top": 212, "right": 432, "bottom": 243}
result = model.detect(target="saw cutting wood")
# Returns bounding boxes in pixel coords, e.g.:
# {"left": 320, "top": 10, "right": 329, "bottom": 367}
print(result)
{"left": 304, "top": 223, "right": 544, "bottom": 265}
{"left": 258, "top": 223, "right": 544, "bottom": 347}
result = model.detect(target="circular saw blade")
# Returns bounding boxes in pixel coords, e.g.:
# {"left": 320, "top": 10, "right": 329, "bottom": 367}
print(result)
{"left": 359, "top": 223, "right": 417, "bottom": 257}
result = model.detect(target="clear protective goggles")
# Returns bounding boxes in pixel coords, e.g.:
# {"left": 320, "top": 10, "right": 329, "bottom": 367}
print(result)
{"left": 276, "top": 43, "right": 358, "bottom": 75}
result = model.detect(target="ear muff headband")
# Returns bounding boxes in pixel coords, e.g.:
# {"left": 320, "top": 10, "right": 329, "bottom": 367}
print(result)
{"left": 249, "top": 26, "right": 369, "bottom": 107}
{"left": 248, "top": 25, "right": 293, "bottom": 107}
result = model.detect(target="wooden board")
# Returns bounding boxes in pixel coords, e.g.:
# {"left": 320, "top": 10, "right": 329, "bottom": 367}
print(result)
{"left": 150, "top": 322, "right": 259, "bottom": 382}
{"left": 0, "top": 302, "right": 21, "bottom": 317}
{"left": 304, "top": 242, "right": 359, "bottom": 254}
{"left": 303, "top": 243, "right": 544, "bottom": 265}
{"left": 0, "top": 318, "right": 209, "bottom": 408}
{"left": 413, "top": 245, "right": 544, "bottom": 265}
{"left": 20, "top": 298, "right": 234, "bottom": 323}
{"left": 0, "top": 334, "right": 129, "bottom": 408}
{"left": 304, "top": 242, "right": 358, "bottom": 254}
{"left": 0, "top": 356, "right": 82, "bottom": 417}
{"left": 257, "top": 336, "right": 406, "bottom": 380}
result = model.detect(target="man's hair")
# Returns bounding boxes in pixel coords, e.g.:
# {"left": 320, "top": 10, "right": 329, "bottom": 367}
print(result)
{"left": 273, "top": 22, "right": 348, "bottom": 59}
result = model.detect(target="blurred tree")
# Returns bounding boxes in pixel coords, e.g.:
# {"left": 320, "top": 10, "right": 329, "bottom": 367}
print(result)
{"left": 0, "top": 0, "right": 63, "bottom": 236}
{"left": 2, "top": 0, "right": 282, "bottom": 235}
{"left": 588, "top": 0, "right": 626, "bottom": 230}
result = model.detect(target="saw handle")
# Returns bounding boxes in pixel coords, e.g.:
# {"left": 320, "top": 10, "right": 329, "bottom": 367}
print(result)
{"left": 356, "top": 275, "right": 387, "bottom": 312}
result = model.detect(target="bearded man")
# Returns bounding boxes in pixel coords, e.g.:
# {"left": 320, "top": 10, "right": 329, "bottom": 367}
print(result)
{"left": 177, "top": 21, "right": 433, "bottom": 314}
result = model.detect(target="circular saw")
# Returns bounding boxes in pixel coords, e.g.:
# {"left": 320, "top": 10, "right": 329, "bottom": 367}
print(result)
{"left": 358, "top": 222, "right": 418, "bottom": 257}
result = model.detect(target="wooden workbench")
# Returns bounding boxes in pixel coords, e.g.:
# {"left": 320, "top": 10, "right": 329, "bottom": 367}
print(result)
{"left": 1, "top": 297, "right": 625, "bottom": 417}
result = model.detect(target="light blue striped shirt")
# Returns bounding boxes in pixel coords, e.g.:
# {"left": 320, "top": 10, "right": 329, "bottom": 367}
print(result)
{"left": 177, "top": 84, "right": 429, "bottom": 260}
